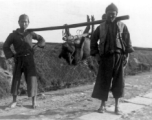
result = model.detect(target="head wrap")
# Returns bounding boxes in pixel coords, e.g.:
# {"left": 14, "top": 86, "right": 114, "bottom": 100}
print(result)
{"left": 105, "top": 3, "right": 118, "bottom": 13}
{"left": 18, "top": 14, "right": 30, "bottom": 22}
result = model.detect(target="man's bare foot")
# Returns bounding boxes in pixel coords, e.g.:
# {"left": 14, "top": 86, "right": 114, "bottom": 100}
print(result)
{"left": 8, "top": 102, "right": 17, "bottom": 108}
{"left": 32, "top": 104, "right": 39, "bottom": 109}
{"left": 115, "top": 107, "right": 123, "bottom": 115}
{"left": 97, "top": 105, "right": 106, "bottom": 113}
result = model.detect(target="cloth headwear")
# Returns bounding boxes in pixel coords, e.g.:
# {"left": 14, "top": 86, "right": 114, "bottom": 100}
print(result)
{"left": 18, "top": 14, "right": 30, "bottom": 22}
{"left": 105, "top": 3, "right": 118, "bottom": 13}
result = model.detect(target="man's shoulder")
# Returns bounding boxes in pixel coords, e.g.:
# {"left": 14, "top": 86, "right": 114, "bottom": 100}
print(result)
{"left": 10, "top": 29, "right": 21, "bottom": 36}
{"left": 117, "top": 21, "right": 128, "bottom": 31}
{"left": 100, "top": 21, "right": 106, "bottom": 25}
{"left": 98, "top": 21, "right": 107, "bottom": 31}
{"left": 97, "top": 21, "right": 106, "bottom": 28}
{"left": 8, "top": 30, "right": 17, "bottom": 37}
{"left": 117, "top": 21, "right": 126, "bottom": 26}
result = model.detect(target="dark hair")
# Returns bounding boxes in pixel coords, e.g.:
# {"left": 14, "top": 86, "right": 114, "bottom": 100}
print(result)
{"left": 18, "top": 14, "right": 30, "bottom": 22}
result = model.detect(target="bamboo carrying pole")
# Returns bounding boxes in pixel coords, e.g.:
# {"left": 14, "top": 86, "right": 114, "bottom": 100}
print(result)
{"left": 28, "top": 15, "right": 129, "bottom": 32}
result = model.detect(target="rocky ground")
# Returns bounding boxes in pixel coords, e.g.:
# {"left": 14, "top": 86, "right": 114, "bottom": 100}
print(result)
{"left": 0, "top": 71, "right": 152, "bottom": 120}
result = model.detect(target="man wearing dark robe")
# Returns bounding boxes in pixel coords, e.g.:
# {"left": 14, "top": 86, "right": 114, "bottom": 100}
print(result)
{"left": 91, "top": 3, "right": 134, "bottom": 114}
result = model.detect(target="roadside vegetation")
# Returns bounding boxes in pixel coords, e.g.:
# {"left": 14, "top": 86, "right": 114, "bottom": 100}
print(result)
{"left": 0, "top": 43, "right": 152, "bottom": 98}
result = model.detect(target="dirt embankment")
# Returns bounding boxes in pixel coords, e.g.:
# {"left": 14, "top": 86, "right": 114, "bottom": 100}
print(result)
{"left": 0, "top": 43, "right": 152, "bottom": 98}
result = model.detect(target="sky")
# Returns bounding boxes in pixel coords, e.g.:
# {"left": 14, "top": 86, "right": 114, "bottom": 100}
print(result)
{"left": 0, "top": 0, "right": 152, "bottom": 48}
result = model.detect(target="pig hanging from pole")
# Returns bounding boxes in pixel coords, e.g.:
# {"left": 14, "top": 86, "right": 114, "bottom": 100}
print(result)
{"left": 59, "top": 15, "right": 95, "bottom": 65}
{"left": 62, "top": 16, "right": 91, "bottom": 42}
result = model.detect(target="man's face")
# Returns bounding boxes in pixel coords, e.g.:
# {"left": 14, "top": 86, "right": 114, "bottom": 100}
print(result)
{"left": 106, "top": 10, "right": 117, "bottom": 22}
{"left": 18, "top": 18, "right": 29, "bottom": 30}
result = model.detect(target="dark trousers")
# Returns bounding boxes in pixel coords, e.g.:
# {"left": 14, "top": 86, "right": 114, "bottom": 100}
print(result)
{"left": 92, "top": 53, "right": 125, "bottom": 101}
{"left": 11, "top": 54, "right": 37, "bottom": 97}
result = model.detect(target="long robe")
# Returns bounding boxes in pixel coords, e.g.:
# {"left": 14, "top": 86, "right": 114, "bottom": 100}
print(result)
{"left": 91, "top": 21, "right": 134, "bottom": 101}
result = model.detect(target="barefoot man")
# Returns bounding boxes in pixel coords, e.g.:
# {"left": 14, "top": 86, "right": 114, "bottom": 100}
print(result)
{"left": 91, "top": 3, "right": 134, "bottom": 114}
{"left": 3, "top": 14, "right": 45, "bottom": 109}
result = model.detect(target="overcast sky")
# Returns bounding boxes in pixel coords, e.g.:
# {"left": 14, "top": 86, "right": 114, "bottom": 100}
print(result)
{"left": 0, "top": 0, "right": 152, "bottom": 47}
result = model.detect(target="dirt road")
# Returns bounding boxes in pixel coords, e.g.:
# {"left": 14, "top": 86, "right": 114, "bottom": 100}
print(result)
{"left": 118, "top": 104, "right": 152, "bottom": 120}
{"left": 0, "top": 72, "right": 152, "bottom": 120}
